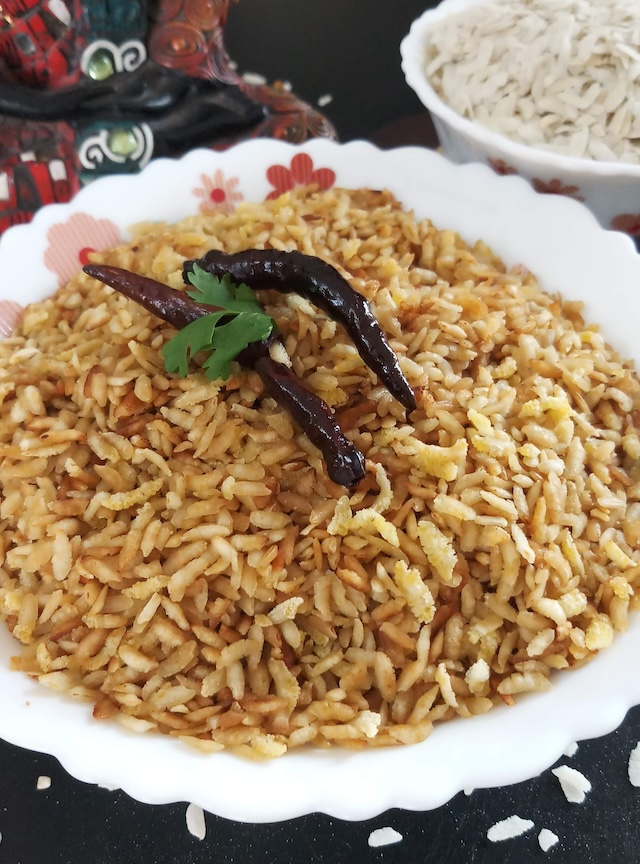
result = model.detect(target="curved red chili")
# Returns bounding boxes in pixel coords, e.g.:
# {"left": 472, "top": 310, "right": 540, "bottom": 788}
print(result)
{"left": 83, "top": 264, "right": 222, "bottom": 329}
{"left": 184, "top": 249, "right": 417, "bottom": 413}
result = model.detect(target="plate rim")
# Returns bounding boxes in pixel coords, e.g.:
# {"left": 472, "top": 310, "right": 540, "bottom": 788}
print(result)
{"left": 1, "top": 138, "right": 640, "bottom": 822}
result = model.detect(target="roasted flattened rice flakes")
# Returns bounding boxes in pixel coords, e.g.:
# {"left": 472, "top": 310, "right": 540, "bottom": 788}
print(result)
{"left": 1, "top": 187, "right": 639, "bottom": 757}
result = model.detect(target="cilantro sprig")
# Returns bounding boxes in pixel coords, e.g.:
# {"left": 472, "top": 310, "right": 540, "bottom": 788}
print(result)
{"left": 162, "top": 265, "right": 275, "bottom": 382}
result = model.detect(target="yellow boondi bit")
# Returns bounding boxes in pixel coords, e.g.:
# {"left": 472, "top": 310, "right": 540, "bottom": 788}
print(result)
{"left": 603, "top": 539, "right": 637, "bottom": 570}
{"left": 585, "top": 614, "right": 615, "bottom": 651}
{"left": 379, "top": 428, "right": 467, "bottom": 482}
{"left": 268, "top": 658, "right": 300, "bottom": 707}
{"left": 467, "top": 409, "right": 517, "bottom": 459}
{"left": 327, "top": 497, "right": 400, "bottom": 546}
{"left": 520, "top": 393, "right": 574, "bottom": 421}
{"left": 268, "top": 597, "right": 304, "bottom": 625}
{"left": 2, "top": 590, "right": 23, "bottom": 613}
{"left": 609, "top": 576, "right": 634, "bottom": 599}
{"left": 558, "top": 588, "right": 588, "bottom": 619}
{"left": 393, "top": 560, "right": 435, "bottom": 624}
{"left": 433, "top": 493, "right": 478, "bottom": 522}
{"left": 416, "top": 520, "right": 460, "bottom": 587}
{"left": 464, "top": 658, "right": 490, "bottom": 694}
{"left": 370, "top": 461, "right": 393, "bottom": 514}
{"left": 102, "top": 478, "right": 164, "bottom": 511}
{"left": 351, "top": 710, "right": 382, "bottom": 739}
{"left": 250, "top": 733, "right": 288, "bottom": 759}
{"left": 467, "top": 408, "right": 492, "bottom": 435}
{"left": 123, "top": 574, "right": 169, "bottom": 600}
{"left": 492, "top": 356, "right": 518, "bottom": 379}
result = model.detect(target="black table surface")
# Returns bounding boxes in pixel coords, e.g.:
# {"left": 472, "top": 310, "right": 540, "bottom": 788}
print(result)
{"left": 2, "top": 2, "right": 640, "bottom": 862}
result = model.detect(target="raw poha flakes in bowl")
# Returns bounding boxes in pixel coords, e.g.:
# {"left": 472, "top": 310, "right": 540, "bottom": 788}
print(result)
{"left": 0, "top": 141, "right": 640, "bottom": 821}
{"left": 400, "top": 0, "right": 640, "bottom": 238}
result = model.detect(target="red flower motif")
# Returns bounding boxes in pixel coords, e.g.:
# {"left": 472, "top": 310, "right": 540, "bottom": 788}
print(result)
{"left": 0, "top": 300, "right": 23, "bottom": 339}
{"left": 488, "top": 158, "right": 518, "bottom": 176}
{"left": 531, "top": 178, "right": 584, "bottom": 202}
{"left": 611, "top": 213, "right": 640, "bottom": 237}
{"left": 265, "top": 153, "right": 336, "bottom": 200}
{"left": 192, "top": 169, "right": 243, "bottom": 215}
{"left": 44, "top": 214, "right": 122, "bottom": 285}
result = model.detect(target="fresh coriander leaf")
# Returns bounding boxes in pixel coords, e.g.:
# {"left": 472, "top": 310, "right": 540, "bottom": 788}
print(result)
{"left": 233, "top": 281, "right": 259, "bottom": 305}
{"left": 162, "top": 268, "right": 276, "bottom": 382}
{"left": 161, "top": 311, "right": 224, "bottom": 377}
{"left": 203, "top": 312, "right": 275, "bottom": 381}
{"left": 186, "top": 266, "right": 259, "bottom": 314}
{"left": 186, "top": 266, "right": 234, "bottom": 306}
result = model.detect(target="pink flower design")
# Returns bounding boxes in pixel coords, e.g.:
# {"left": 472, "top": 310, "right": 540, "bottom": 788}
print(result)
{"left": 44, "top": 214, "right": 121, "bottom": 286}
{"left": 0, "top": 300, "right": 23, "bottom": 339}
{"left": 531, "top": 177, "right": 585, "bottom": 202}
{"left": 192, "top": 170, "right": 243, "bottom": 214}
{"left": 611, "top": 213, "right": 640, "bottom": 238}
{"left": 265, "top": 152, "right": 336, "bottom": 200}
{"left": 488, "top": 158, "right": 518, "bottom": 176}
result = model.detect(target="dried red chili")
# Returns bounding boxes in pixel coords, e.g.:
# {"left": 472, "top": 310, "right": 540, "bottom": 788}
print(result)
{"left": 185, "top": 249, "right": 417, "bottom": 413}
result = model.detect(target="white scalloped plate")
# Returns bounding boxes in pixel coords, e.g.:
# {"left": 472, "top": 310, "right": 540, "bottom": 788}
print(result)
{"left": 1, "top": 140, "right": 639, "bottom": 823}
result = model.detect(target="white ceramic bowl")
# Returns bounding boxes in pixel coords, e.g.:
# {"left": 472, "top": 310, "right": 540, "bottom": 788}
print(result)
{"left": 1, "top": 140, "right": 640, "bottom": 822}
{"left": 400, "top": 0, "right": 640, "bottom": 240}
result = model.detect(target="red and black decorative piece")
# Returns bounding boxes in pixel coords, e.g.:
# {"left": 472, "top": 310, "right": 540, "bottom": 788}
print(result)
{"left": 0, "top": 0, "right": 336, "bottom": 234}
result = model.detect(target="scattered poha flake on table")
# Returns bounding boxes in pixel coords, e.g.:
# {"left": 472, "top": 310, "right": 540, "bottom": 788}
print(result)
{"left": 186, "top": 803, "right": 206, "bottom": 841}
{"left": 487, "top": 815, "right": 535, "bottom": 842}
{"left": 368, "top": 827, "right": 403, "bottom": 848}
{"left": 36, "top": 775, "right": 51, "bottom": 790}
{"left": 551, "top": 765, "right": 592, "bottom": 803}
{"left": 538, "top": 829, "right": 560, "bottom": 852}
{"left": 628, "top": 742, "right": 640, "bottom": 787}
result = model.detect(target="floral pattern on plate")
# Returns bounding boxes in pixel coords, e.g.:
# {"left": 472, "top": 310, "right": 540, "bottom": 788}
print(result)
{"left": 611, "top": 214, "right": 640, "bottom": 238}
{"left": 192, "top": 169, "right": 243, "bottom": 214}
{"left": 44, "top": 214, "right": 122, "bottom": 285}
{"left": 265, "top": 152, "right": 336, "bottom": 200}
{"left": 488, "top": 158, "right": 518, "bottom": 176}
{"left": 0, "top": 300, "right": 23, "bottom": 339}
{"left": 531, "top": 177, "right": 585, "bottom": 202}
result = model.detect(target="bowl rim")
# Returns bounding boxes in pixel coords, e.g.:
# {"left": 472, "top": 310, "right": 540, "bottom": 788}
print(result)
{"left": 400, "top": 0, "right": 640, "bottom": 179}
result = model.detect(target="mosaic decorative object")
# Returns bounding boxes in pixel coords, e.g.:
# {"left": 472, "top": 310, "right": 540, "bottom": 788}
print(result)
{"left": 0, "top": 0, "right": 336, "bottom": 234}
